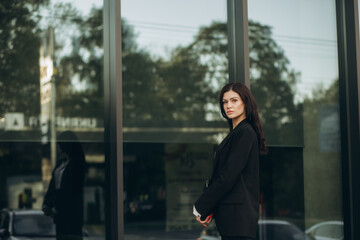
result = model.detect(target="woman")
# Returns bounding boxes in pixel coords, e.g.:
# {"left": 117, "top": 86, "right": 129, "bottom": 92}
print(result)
{"left": 43, "top": 131, "right": 87, "bottom": 240}
{"left": 193, "top": 82, "right": 267, "bottom": 240}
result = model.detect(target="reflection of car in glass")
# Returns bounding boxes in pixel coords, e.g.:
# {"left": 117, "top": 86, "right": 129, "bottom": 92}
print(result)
{"left": 306, "top": 221, "right": 343, "bottom": 240}
{"left": 258, "top": 220, "right": 313, "bottom": 240}
{"left": 0, "top": 209, "right": 56, "bottom": 240}
{"left": 198, "top": 219, "right": 313, "bottom": 240}
{"left": 0, "top": 209, "right": 103, "bottom": 240}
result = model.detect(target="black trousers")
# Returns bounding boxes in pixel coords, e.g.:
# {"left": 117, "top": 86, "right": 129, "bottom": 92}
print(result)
{"left": 221, "top": 236, "right": 254, "bottom": 240}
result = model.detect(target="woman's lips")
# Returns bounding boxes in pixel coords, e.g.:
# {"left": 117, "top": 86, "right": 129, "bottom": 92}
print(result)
{"left": 227, "top": 111, "right": 234, "bottom": 115}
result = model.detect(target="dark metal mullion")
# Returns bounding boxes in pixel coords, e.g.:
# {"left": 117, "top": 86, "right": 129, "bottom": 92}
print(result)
{"left": 335, "top": 0, "right": 360, "bottom": 240}
{"left": 227, "top": 0, "right": 250, "bottom": 87}
{"left": 103, "top": 0, "right": 111, "bottom": 238}
{"left": 104, "top": 0, "right": 123, "bottom": 239}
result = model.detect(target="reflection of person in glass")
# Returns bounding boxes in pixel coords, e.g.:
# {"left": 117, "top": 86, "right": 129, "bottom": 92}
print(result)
{"left": 42, "top": 131, "right": 87, "bottom": 240}
{"left": 193, "top": 82, "right": 267, "bottom": 240}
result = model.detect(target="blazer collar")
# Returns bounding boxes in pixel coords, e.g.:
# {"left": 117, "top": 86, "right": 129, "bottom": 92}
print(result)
{"left": 231, "top": 118, "right": 247, "bottom": 132}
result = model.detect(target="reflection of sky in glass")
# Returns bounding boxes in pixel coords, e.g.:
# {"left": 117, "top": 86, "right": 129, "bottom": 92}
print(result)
{"left": 54, "top": 0, "right": 338, "bottom": 99}
{"left": 47, "top": 0, "right": 102, "bottom": 55}
{"left": 42, "top": 0, "right": 102, "bottom": 90}
{"left": 248, "top": 0, "right": 338, "bottom": 99}
{"left": 54, "top": 0, "right": 101, "bottom": 15}
{"left": 122, "top": 0, "right": 227, "bottom": 59}
{"left": 52, "top": 0, "right": 226, "bottom": 59}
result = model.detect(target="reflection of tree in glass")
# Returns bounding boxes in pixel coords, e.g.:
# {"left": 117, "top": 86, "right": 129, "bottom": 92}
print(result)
{"left": 53, "top": 6, "right": 104, "bottom": 119}
{"left": 248, "top": 21, "right": 303, "bottom": 145}
{"left": 49, "top": 5, "right": 303, "bottom": 144}
{"left": 122, "top": 22, "right": 219, "bottom": 123}
{"left": 186, "top": 21, "right": 303, "bottom": 144}
{"left": 0, "top": 0, "right": 48, "bottom": 117}
{"left": 163, "top": 21, "right": 303, "bottom": 145}
{"left": 51, "top": 6, "right": 218, "bottom": 123}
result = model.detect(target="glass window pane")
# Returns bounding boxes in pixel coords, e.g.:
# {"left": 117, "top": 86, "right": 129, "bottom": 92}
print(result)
{"left": 121, "top": 0, "right": 228, "bottom": 238}
{"left": 0, "top": 1, "right": 106, "bottom": 239}
{"left": 248, "top": 1, "right": 343, "bottom": 240}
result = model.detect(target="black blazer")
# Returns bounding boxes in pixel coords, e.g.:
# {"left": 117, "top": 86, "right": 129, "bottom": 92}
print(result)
{"left": 43, "top": 156, "right": 85, "bottom": 233}
{"left": 195, "top": 119, "right": 259, "bottom": 238}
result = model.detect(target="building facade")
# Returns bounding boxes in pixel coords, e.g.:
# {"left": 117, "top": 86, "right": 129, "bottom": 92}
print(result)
{"left": 0, "top": 0, "right": 359, "bottom": 240}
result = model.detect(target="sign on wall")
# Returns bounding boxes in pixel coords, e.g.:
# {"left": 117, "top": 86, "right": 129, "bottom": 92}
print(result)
{"left": 4, "top": 113, "right": 25, "bottom": 131}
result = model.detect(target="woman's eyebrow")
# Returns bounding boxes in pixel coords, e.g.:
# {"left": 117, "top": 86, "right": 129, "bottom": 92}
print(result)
{"left": 223, "top": 97, "right": 240, "bottom": 101}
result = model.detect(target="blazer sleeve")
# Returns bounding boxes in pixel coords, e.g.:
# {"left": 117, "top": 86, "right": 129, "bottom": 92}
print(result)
{"left": 194, "top": 126, "right": 256, "bottom": 218}
{"left": 43, "top": 175, "right": 56, "bottom": 208}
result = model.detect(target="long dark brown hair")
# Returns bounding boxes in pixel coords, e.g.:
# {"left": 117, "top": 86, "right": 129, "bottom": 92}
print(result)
{"left": 219, "top": 82, "right": 268, "bottom": 155}
{"left": 57, "top": 131, "right": 87, "bottom": 172}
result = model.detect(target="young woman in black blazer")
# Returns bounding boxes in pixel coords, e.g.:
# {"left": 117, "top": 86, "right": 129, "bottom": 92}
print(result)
{"left": 43, "top": 131, "right": 87, "bottom": 240}
{"left": 193, "top": 82, "right": 267, "bottom": 240}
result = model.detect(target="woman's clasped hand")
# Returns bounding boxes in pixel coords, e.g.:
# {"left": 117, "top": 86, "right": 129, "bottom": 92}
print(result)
{"left": 196, "top": 213, "right": 214, "bottom": 228}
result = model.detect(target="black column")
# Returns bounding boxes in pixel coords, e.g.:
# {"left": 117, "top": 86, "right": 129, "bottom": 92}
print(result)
{"left": 227, "top": 0, "right": 249, "bottom": 87}
{"left": 336, "top": 0, "right": 360, "bottom": 240}
{"left": 104, "top": 0, "right": 124, "bottom": 239}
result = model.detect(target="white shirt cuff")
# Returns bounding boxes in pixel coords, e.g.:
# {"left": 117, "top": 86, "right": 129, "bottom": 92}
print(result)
{"left": 193, "top": 205, "right": 201, "bottom": 218}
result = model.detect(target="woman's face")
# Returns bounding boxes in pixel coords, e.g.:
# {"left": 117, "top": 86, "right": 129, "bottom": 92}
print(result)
{"left": 222, "top": 90, "right": 246, "bottom": 122}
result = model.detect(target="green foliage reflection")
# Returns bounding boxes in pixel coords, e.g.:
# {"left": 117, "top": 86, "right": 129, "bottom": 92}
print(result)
{"left": 0, "top": 2, "right": 329, "bottom": 146}
{"left": 0, "top": 0, "right": 49, "bottom": 116}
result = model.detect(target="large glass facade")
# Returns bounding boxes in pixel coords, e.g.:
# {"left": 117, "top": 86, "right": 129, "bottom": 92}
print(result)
{"left": 248, "top": 0, "right": 343, "bottom": 240}
{"left": 2, "top": 0, "right": 359, "bottom": 240}
{"left": 0, "top": 1, "right": 106, "bottom": 239}
{"left": 121, "top": 0, "right": 228, "bottom": 238}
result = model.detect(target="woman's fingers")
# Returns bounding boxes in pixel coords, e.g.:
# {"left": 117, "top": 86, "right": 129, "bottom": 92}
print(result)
{"left": 196, "top": 213, "right": 214, "bottom": 227}
{"left": 196, "top": 217, "right": 209, "bottom": 228}
{"left": 204, "top": 213, "right": 214, "bottom": 224}
{"left": 206, "top": 213, "right": 214, "bottom": 223}
{"left": 204, "top": 215, "right": 211, "bottom": 224}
